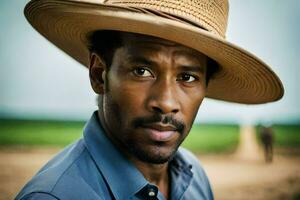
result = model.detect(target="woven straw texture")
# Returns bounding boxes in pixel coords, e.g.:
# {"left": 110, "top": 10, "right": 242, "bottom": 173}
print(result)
{"left": 104, "top": 0, "right": 229, "bottom": 38}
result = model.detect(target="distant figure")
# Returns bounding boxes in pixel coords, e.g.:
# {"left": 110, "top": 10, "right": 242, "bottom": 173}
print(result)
{"left": 260, "top": 126, "right": 274, "bottom": 163}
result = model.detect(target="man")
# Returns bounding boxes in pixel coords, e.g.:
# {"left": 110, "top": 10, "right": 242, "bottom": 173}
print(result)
{"left": 260, "top": 126, "right": 274, "bottom": 163}
{"left": 16, "top": 0, "right": 284, "bottom": 199}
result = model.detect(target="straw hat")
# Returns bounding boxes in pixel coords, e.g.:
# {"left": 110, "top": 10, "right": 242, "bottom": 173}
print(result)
{"left": 24, "top": 0, "right": 284, "bottom": 104}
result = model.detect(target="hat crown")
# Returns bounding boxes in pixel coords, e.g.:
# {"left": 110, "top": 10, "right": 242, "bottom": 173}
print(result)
{"left": 104, "top": 0, "right": 229, "bottom": 38}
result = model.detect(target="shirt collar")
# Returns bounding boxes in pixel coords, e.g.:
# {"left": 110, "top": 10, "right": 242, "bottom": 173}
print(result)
{"left": 83, "top": 111, "right": 148, "bottom": 200}
{"left": 169, "top": 149, "right": 194, "bottom": 199}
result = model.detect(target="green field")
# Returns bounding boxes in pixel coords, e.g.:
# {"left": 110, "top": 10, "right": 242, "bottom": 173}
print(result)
{"left": 182, "top": 124, "right": 239, "bottom": 153}
{"left": 0, "top": 120, "right": 84, "bottom": 147}
{"left": 0, "top": 119, "right": 299, "bottom": 153}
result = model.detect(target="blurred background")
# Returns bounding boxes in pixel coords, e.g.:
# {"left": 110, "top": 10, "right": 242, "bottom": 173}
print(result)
{"left": 0, "top": 0, "right": 299, "bottom": 200}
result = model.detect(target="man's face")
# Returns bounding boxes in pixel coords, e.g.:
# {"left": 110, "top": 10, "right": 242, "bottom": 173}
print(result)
{"left": 94, "top": 33, "right": 207, "bottom": 164}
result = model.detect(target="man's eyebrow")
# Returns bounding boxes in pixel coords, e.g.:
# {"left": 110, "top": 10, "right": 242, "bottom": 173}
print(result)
{"left": 128, "top": 56, "right": 156, "bottom": 66}
{"left": 127, "top": 56, "right": 205, "bottom": 73}
{"left": 178, "top": 65, "right": 205, "bottom": 74}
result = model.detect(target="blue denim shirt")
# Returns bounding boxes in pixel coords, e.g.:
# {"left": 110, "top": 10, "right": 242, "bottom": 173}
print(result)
{"left": 15, "top": 112, "right": 213, "bottom": 200}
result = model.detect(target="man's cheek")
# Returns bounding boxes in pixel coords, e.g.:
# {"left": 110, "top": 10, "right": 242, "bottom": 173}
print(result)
{"left": 122, "top": 89, "right": 147, "bottom": 108}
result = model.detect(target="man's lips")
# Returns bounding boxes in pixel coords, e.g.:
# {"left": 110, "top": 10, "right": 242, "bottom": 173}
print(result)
{"left": 140, "top": 123, "right": 178, "bottom": 142}
{"left": 143, "top": 123, "right": 177, "bottom": 131}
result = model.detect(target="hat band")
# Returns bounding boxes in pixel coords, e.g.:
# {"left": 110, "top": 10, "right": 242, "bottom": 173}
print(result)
{"left": 126, "top": 7, "right": 209, "bottom": 33}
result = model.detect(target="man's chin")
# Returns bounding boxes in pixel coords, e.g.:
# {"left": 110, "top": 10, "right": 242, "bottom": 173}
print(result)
{"left": 129, "top": 145, "right": 178, "bottom": 164}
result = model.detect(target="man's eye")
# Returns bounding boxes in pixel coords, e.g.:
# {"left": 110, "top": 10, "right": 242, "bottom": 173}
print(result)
{"left": 133, "top": 67, "right": 153, "bottom": 77}
{"left": 178, "top": 73, "right": 197, "bottom": 83}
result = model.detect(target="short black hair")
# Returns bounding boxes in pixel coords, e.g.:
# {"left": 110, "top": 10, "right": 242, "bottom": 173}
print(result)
{"left": 88, "top": 30, "right": 219, "bottom": 85}
{"left": 88, "top": 30, "right": 123, "bottom": 68}
{"left": 206, "top": 57, "right": 219, "bottom": 85}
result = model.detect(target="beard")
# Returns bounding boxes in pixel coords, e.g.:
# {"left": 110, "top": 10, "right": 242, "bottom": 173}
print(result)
{"left": 126, "top": 137, "right": 184, "bottom": 164}
{"left": 98, "top": 93, "right": 188, "bottom": 164}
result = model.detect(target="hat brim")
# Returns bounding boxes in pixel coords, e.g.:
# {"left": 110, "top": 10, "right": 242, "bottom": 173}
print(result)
{"left": 24, "top": 0, "right": 284, "bottom": 104}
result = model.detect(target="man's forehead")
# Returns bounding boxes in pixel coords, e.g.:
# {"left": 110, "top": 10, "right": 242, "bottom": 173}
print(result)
{"left": 122, "top": 32, "right": 178, "bottom": 46}
{"left": 120, "top": 32, "right": 207, "bottom": 60}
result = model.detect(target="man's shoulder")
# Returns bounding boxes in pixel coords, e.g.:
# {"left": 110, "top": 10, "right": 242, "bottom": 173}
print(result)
{"left": 16, "top": 192, "right": 59, "bottom": 200}
{"left": 15, "top": 139, "right": 102, "bottom": 200}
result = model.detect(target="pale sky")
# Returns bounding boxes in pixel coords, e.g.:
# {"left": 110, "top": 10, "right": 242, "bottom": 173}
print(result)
{"left": 0, "top": 0, "right": 299, "bottom": 124}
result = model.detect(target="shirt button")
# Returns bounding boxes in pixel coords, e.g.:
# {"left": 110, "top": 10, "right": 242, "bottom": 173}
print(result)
{"left": 148, "top": 187, "right": 156, "bottom": 197}
{"left": 148, "top": 190, "right": 156, "bottom": 197}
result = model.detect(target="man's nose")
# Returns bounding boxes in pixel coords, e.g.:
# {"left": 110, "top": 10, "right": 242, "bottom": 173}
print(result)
{"left": 147, "top": 78, "right": 180, "bottom": 114}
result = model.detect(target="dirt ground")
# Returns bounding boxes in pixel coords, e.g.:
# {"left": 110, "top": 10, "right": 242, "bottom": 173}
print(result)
{"left": 1, "top": 126, "right": 299, "bottom": 200}
{"left": 0, "top": 147, "right": 299, "bottom": 200}
{"left": 200, "top": 154, "right": 300, "bottom": 200}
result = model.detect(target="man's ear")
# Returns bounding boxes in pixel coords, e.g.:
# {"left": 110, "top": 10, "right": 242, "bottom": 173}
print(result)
{"left": 89, "top": 52, "right": 107, "bottom": 94}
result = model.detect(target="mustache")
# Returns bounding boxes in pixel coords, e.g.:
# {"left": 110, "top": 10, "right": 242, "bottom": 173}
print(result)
{"left": 132, "top": 114, "right": 185, "bottom": 134}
